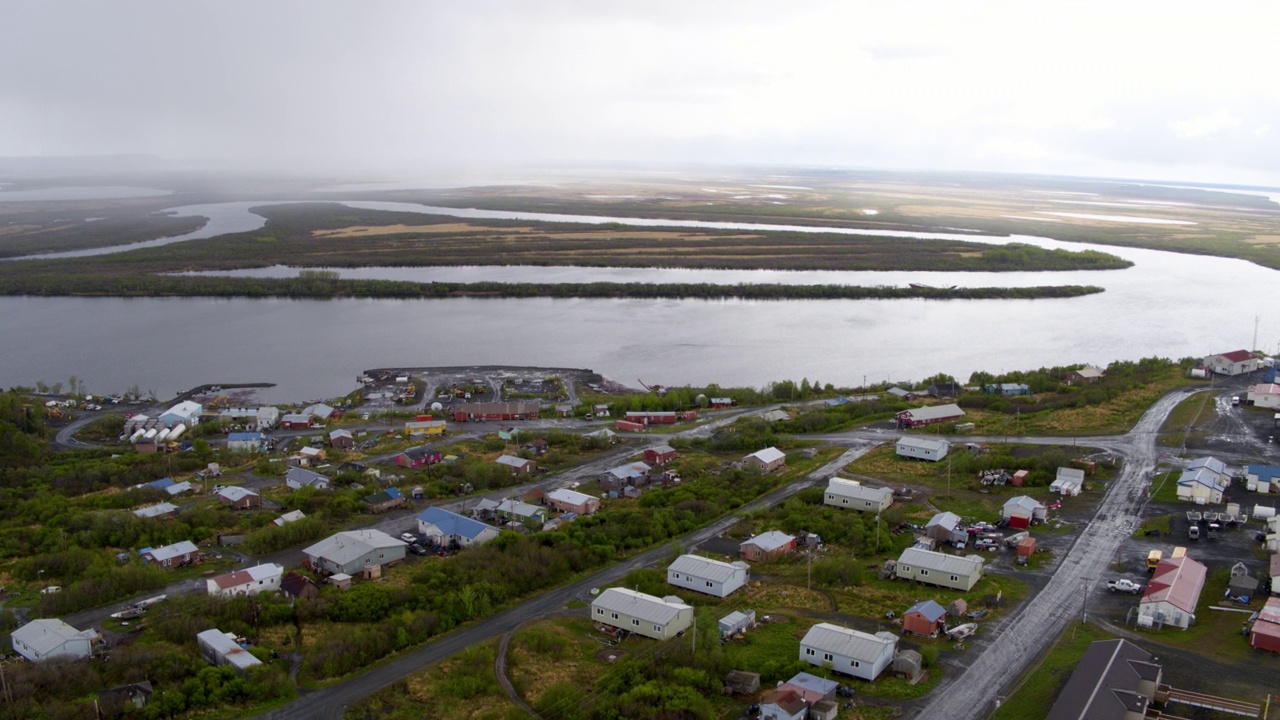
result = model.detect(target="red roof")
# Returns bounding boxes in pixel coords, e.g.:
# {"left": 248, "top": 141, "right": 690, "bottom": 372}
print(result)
{"left": 1141, "top": 556, "right": 1207, "bottom": 614}
{"left": 762, "top": 689, "right": 807, "bottom": 716}
{"left": 1220, "top": 349, "right": 1254, "bottom": 362}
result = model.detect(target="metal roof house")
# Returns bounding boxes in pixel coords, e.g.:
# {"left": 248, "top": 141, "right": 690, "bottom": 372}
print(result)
{"left": 824, "top": 478, "right": 894, "bottom": 513}
{"left": 273, "top": 509, "right": 306, "bottom": 526}
{"left": 895, "top": 403, "right": 965, "bottom": 429}
{"left": 1247, "top": 383, "right": 1280, "bottom": 410}
{"left": 286, "top": 467, "right": 331, "bottom": 491}
{"left": 591, "top": 588, "right": 694, "bottom": 641}
{"left": 217, "top": 486, "right": 261, "bottom": 510}
{"left": 206, "top": 563, "right": 285, "bottom": 597}
{"left": 141, "top": 540, "right": 200, "bottom": 568}
{"left": 924, "top": 511, "right": 966, "bottom": 545}
{"left": 744, "top": 446, "right": 786, "bottom": 472}
{"left": 159, "top": 401, "right": 202, "bottom": 428}
{"left": 1045, "top": 639, "right": 1162, "bottom": 720}
{"left": 895, "top": 436, "right": 950, "bottom": 461}
{"left": 226, "top": 432, "right": 267, "bottom": 452}
{"left": 667, "top": 554, "right": 750, "bottom": 598}
{"left": 1051, "top": 467, "right": 1085, "bottom": 496}
{"left": 1138, "top": 555, "right": 1207, "bottom": 630}
{"left": 495, "top": 498, "right": 546, "bottom": 527}
{"left": 196, "top": 629, "right": 262, "bottom": 672}
{"left": 417, "top": 507, "right": 500, "bottom": 549}
{"left": 740, "top": 530, "right": 796, "bottom": 562}
{"left": 798, "top": 622, "right": 898, "bottom": 681}
{"left": 902, "top": 599, "right": 947, "bottom": 636}
{"left": 894, "top": 547, "right": 985, "bottom": 591}
{"left": 11, "top": 619, "right": 96, "bottom": 662}
{"left": 1001, "top": 495, "right": 1047, "bottom": 528}
{"left": 1247, "top": 464, "right": 1280, "bottom": 493}
{"left": 1177, "top": 466, "right": 1228, "bottom": 505}
{"left": 303, "top": 529, "right": 405, "bottom": 575}
{"left": 545, "top": 487, "right": 601, "bottom": 515}
{"left": 133, "top": 502, "right": 177, "bottom": 520}
{"left": 495, "top": 454, "right": 535, "bottom": 474}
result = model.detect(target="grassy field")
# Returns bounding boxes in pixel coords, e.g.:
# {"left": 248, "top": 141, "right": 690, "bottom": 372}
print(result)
{"left": 344, "top": 639, "right": 517, "bottom": 720}
{"left": 988, "top": 621, "right": 1116, "bottom": 719}
{"left": 1157, "top": 391, "right": 1218, "bottom": 448}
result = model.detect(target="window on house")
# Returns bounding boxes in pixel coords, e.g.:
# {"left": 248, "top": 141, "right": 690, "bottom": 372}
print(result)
{"left": 706, "top": 581, "right": 713, "bottom": 587}
{"left": 653, "top": 625, "right": 661, "bottom": 632}
{"left": 632, "top": 619, "right": 640, "bottom": 626}
{"left": 823, "top": 653, "right": 833, "bottom": 662}
{"left": 854, "top": 660, "right": 861, "bottom": 668}
{"left": 805, "top": 648, "right": 815, "bottom": 656}
{"left": 595, "top": 608, "right": 603, "bottom": 616}
{"left": 950, "top": 575, "right": 959, "bottom": 582}
{"left": 611, "top": 612, "right": 618, "bottom": 620}
{"left": 920, "top": 569, "right": 929, "bottom": 576}
{"left": 842, "top": 499, "right": 848, "bottom": 505}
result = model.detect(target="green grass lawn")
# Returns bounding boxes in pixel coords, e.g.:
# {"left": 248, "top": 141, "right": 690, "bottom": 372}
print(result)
{"left": 1157, "top": 391, "right": 1217, "bottom": 448}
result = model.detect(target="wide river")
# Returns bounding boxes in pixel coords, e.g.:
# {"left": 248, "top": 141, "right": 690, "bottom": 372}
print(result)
{"left": 2, "top": 199, "right": 1278, "bottom": 403}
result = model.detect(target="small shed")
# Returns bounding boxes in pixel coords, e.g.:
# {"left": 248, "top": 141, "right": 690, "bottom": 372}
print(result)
{"left": 1011, "top": 469, "right": 1029, "bottom": 487}
{"left": 810, "top": 700, "right": 838, "bottom": 720}
{"left": 724, "top": 670, "right": 761, "bottom": 695}
{"left": 902, "top": 599, "right": 947, "bottom": 636}
{"left": 1017, "top": 536, "right": 1037, "bottom": 558}
{"left": 328, "top": 573, "right": 352, "bottom": 590}
{"left": 946, "top": 598, "right": 968, "bottom": 618}
{"left": 892, "top": 649, "right": 924, "bottom": 682}
{"left": 719, "top": 609, "right": 756, "bottom": 638}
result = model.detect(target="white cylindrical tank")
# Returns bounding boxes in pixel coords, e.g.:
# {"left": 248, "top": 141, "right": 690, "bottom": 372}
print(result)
{"left": 167, "top": 423, "right": 186, "bottom": 441}
{"left": 1254, "top": 505, "right": 1277, "bottom": 520}
{"left": 1188, "top": 368, "right": 1208, "bottom": 379}
{"left": 129, "top": 429, "right": 146, "bottom": 443}
{"left": 155, "top": 428, "right": 171, "bottom": 442}
{"left": 142, "top": 428, "right": 158, "bottom": 440}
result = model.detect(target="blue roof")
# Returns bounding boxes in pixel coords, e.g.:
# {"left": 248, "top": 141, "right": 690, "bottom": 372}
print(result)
{"left": 906, "top": 599, "right": 947, "bottom": 622}
{"left": 228, "top": 432, "right": 263, "bottom": 441}
{"left": 147, "top": 478, "right": 175, "bottom": 489}
{"left": 1249, "top": 465, "right": 1280, "bottom": 482}
{"left": 386, "top": 488, "right": 403, "bottom": 499}
{"left": 417, "top": 507, "right": 493, "bottom": 541}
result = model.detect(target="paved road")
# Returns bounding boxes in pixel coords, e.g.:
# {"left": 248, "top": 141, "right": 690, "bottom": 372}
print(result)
{"left": 908, "top": 387, "right": 1203, "bottom": 720}
{"left": 252, "top": 443, "right": 878, "bottom": 720}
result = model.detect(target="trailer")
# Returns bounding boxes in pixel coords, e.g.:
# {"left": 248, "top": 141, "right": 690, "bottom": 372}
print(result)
{"left": 110, "top": 607, "right": 146, "bottom": 619}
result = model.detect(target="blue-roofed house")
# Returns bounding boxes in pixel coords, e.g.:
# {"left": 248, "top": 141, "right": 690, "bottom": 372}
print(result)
{"left": 1178, "top": 458, "right": 1229, "bottom": 504}
{"left": 417, "top": 507, "right": 500, "bottom": 549}
{"left": 226, "top": 432, "right": 267, "bottom": 453}
{"left": 902, "top": 599, "right": 947, "bottom": 636}
{"left": 147, "top": 478, "right": 175, "bottom": 491}
{"left": 984, "top": 383, "right": 1031, "bottom": 396}
{"left": 1248, "top": 465, "right": 1280, "bottom": 494}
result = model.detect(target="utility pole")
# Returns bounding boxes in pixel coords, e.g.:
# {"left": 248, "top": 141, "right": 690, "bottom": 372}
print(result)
{"left": 691, "top": 615, "right": 696, "bottom": 656}
{"left": 1080, "top": 576, "right": 1093, "bottom": 623}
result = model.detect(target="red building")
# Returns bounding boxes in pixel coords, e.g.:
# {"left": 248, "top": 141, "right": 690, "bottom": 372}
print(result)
{"left": 395, "top": 446, "right": 442, "bottom": 468}
{"left": 1251, "top": 598, "right": 1280, "bottom": 653}
{"left": 902, "top": 600, "right": 946, "bottom": 636}
{"left": 643, "top": 445, "right": 677, "bottom": 465}
{"left": 623, "top": 410, "right": 697, "bottom": 425}
{"left": 614, "top": 420, "right": 646, "bottom": 432}
{"left": 895, "top": 404, "right": 965, "bottom": 429}
{"left": 452, "top": 402, "right": 540, "bottom": 422}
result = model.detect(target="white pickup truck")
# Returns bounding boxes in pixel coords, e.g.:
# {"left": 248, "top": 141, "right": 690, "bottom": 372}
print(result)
{"left": 1107, "top": 579, "right": 1143, "bottom": 594}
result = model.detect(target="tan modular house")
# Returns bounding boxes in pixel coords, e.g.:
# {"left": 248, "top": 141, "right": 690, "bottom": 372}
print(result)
{"left": 894, "top": 547, "right": 985, "bottom": 591}
{"left": 667, "top": 554, "right": 750, "bottom": 598}
{"left": 744, "top": 447, "right": 786, "bottom": 472}
{"left": 591, "top": 588, "right": 694, "bottom": 641}
{"left": 824, "top": 478, "right": 893, "bottom": 513}
{"left": 1177, "top": 457, "right": 1229, "bottom": 504}
{"left": 798, "top": 622, "right": 898, "bottom": 681}
{"left": 11, "top": 619, "right": 96, "bottom": 662}
{"left": 895, "top": 436, "right": 950, "bottom": 461}
{"left": 545, "top": 487, "right": 601, "bottom": 515}
{"left": 303, "top": 529, "right": 406, "bottom": 575}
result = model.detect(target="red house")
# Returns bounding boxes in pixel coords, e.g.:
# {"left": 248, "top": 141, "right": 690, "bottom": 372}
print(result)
{"left": 895, "top": 404, "right": 965, "bottom": 429}
{"left": 739, "top": 531, "right": 795, "bottom": 562}
{"left": 395, "top": 446, "right": 442, "bottom": 468}
{"left": 216, "top": 486, "right": 261, "bottom": 511}
{"left": 902, "top": 599, "right": 947, "bottom": 636}
{"left": 1250, "top": 598, "right": 1280, "bottom": 653}
{"left": 614, "top": 420, "right": 646, "bottom": 432}
{"left": 643, "top": 445, "right": 677, "bottom": 465}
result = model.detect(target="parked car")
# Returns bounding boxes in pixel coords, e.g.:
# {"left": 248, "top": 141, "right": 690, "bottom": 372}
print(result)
{"left": 408, "top": 543, "right": 427, "bottom": 556}
{"left": 1107, "top": 579, "right": 1143, "bottom": 594}
{"left": 401, "top": 532, "right": 418, "bottom": 544}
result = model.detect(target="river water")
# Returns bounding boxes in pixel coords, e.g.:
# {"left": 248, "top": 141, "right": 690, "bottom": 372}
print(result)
{"left": 2, "top": 199, "right": 1278, "bottom": 403}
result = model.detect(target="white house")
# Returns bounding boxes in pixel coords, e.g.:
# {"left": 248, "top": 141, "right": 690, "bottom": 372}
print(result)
{"left": 1001, "top": 495, "right": 1047, "bottom": 528}
{"left": 133, "top": 502, "right": 177, "bottom": 520}
{"left": 273, "top": 510, "right": 306, "bottom": 526}
{"left": 1203, "top": 350, "right": 1260, "bottom": 376}
{"left": 894, "top": 547, "right": 985, "bottom": 591}
{"left": 1248, "top": 384, "right": 1280, "bottom": 410}
{"left": 1177, "top": 459, "right": 1229, "bottom": 505}
{"left": 744, "top": 447, "right": 786, "bottom": 472}
{"left": 205, "top": 563, "right": 285, "bottom": 597}
{"left": 798, "top": 622, "right": 898, "bottom": 681}
{"left": 895, "top": 436, "right": 950, "bottom": 462}
{"left": 591, "top": 588, "right": 694, "bottom": 641}
{"left": 824, "top": 478, "right": 893, "bottom": 513}
{"left": 196, "top": 629, "right": 262, "bottom": 672}
{"left": 545, "top": 487, "right": 601, "bottom": 515}
{"left": 11, "top": 619, "right": 96, "bottom": 662}
{"left": 303, "top": 529, "right": 405, "bottom": 575}
{"left": 256, "top": 406, "right": 280, "bottom": 430}
{"left": 666, "top": 554, "right": 750, "bottom": 598}
{"left": 1051, "top": 467, "right": 1085, "bottom": 496}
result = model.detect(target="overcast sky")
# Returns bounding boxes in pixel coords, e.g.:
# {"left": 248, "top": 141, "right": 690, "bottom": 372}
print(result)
{"left": 4, "top": 1, "right": 1279, "bottom": 185}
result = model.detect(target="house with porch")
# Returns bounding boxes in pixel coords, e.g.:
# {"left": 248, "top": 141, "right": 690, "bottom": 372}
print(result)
{"left": 141, "top": 540, "right": 200, "bottom": 569}
{"left": 286, "top": 467, "right": 330, "bottom": 491}
{"left": 11, "top": 619, "right": 96, "bottom": 662}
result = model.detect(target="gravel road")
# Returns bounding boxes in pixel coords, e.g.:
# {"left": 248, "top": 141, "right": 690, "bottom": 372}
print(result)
{"left": 908, "top": 388, "right": 1201, "bottom": 719}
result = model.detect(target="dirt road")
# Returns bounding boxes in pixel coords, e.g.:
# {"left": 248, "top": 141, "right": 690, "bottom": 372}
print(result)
{"left": 909, "top": 388, "right": 1203, "bottom": 719}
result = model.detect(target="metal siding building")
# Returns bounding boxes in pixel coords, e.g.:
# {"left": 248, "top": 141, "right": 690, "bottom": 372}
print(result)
{"left": 894, "top": 547, "right": 984, "bottom": 591}
{"left": 666, "top": 554, "right": 750, "bottom": 598}
{"left": 798, "top": 623, "right": 898, "bottom": 681}
{"left": 824, "top": 478, "right": 894, "bottom": 513}
{"left": 591, "top": 588, "right": 694, "bottom": 640}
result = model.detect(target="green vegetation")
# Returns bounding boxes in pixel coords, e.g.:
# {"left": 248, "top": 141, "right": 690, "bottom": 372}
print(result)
{"left": 991, "top": 622, "right": 1116, "bottom": 720}
{"left": 1157, "top": 390, "right": 1217, "bottom": 448}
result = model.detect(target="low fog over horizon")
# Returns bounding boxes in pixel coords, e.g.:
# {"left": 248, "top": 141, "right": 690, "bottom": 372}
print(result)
{"left": 4, "top": 1, "right": 1279, "bottom": 188}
